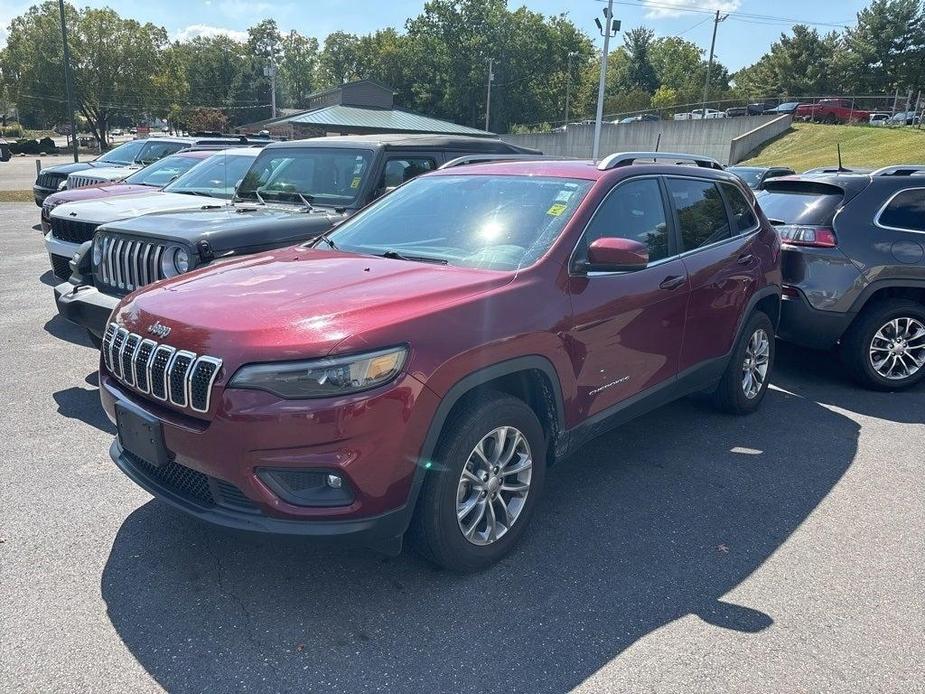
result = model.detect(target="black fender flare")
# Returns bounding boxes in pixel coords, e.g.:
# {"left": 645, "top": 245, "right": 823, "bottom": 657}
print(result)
{"left": 847, "top": 278, "right": 925, "bottom": 315}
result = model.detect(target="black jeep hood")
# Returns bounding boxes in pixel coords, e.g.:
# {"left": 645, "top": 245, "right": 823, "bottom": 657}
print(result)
{"left": 43, "top": 160, "right": 124, "bottom": 175}
{"left": 96, "top": 205, "right": 348, "bottom": 254}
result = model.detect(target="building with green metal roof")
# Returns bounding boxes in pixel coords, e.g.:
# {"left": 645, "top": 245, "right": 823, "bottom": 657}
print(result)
{"left": 237, "top": 80, "right": 495, "bottom": 139}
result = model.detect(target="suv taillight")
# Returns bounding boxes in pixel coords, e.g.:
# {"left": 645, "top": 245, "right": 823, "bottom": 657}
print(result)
{"left": 776, "top": 225, "right": 837, "bottom": 248}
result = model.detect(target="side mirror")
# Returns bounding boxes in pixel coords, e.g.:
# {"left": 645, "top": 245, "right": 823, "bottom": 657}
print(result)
{"left": 585, "top": 237, "right": 649, "bottom": 272}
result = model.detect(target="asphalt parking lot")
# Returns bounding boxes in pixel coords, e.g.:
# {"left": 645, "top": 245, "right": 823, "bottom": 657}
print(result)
{"left": 1, "top": 201, "right": 923, "bottom": 693}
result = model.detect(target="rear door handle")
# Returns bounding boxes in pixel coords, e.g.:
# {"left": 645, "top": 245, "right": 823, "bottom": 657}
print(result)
{"left": 659, "top": 275, "right": 686, "bottom": 290}
{"left": 737, "top": 253, "right": 755, "bottom": 265}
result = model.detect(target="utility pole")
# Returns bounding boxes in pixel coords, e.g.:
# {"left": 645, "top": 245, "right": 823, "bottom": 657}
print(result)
{"left": 701, "top": 10, "right": 728, "bottom": 120}
{"left": 485, "top": 58, "right": 495, "bottom": 132}
{"left": 263, "top": 64, "right": 278, "bottom": 119}
{"left": 592, "top": 1, "right": 620, "bottom": 161}
{"left": 564, "top": 50, "right": 578, "bottom": 126}
{"left": 57, "top": 0, "right": 78, "bottom": 162}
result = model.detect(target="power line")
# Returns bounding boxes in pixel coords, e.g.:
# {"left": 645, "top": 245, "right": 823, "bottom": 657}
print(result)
{"left": 594, "top": 0, "right": 854, "bottom": 30}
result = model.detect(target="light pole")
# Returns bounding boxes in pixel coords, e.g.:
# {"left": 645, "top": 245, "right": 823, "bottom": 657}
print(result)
{"left": 485, "top": 57, "right": 495, "bottom": 132}
{"left": 701, "top": 10, "right": 728, "bottom": 120}
{"left": 564, "top": 50, "right": 578, "bottom": 126}
{"left": 263, "top": 64, "right": 278, "bottom": 119}
{"left": 57, "top": 0, "right": 78, "bottom": 162}
{"left": 592, "top": 1, "right": 620, "bottom": 161}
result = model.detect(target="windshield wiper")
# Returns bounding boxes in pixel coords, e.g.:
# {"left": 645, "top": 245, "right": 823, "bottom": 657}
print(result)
{"left": 178, "top": 190, "right": 213, "bottom": 197}
{"left": 380, "top": 249, "right": 448, "bottom": 265}
{"left": 315, "top": 230, "right": 338, "bottom": 250}
{"left": 253, "top": 189, "right": 267, "bottom": 206}
{"left": 296, "top": 192, "right": 317, "bottom": 212}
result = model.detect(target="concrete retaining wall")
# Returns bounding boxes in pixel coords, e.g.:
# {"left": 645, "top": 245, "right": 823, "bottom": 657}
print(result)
{"left": 728, "top": 114, "right": 793, "bottom": 164}
{"left": 501, "top": 114, "right": 792, "bottom": 164}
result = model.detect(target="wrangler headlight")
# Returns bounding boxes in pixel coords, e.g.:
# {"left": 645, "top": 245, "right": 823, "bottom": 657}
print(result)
{"left": 229, "top": 346, "right": 407, "bottom": 399}
{"left": 160, "top": 245, "right": 190, "bottom": 278}
{"left": 92, "top": 236, "right": 103, "bottom": 266}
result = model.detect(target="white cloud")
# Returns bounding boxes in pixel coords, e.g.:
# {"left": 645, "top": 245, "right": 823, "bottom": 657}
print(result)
{"left": 640, "top": 0, "right": 741, "bottom": 19}
{"left": 173, "top": 24, "right": 249, "bottom": 42}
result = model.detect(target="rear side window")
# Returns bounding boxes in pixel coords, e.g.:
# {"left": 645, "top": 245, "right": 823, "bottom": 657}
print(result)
{"left": 756, "top": 182, "right": 844, "bottom": 225}
{"left": 667, "top": 178, "right": 730, "bottom": 251}
{"left": 379, "top": 158, "right": 436, "bottom": 189}
{"left": 721, "top": 183, "right": 758, "bottom": 233}
{"left": 579, "top": 178, "right": 670, "bottom": 262}
{"left": 878, "top": 188, "right": 925, "bottom": 232}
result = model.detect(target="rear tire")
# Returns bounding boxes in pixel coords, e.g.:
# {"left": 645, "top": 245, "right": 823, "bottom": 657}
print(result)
{"left": 410, "top": 392, "right": 546, "bottom": 573}
{"left": 841, "top": 300, "right": 925, "bottom": 390}
{"left": 712, "top": 311, "right": 775, "bottom": 415}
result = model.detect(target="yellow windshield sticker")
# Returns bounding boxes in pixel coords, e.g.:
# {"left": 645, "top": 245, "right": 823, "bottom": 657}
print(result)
{"left": 547, "top": 203, "right": 567, "bottom": 216}
{"left": 351, "top": 176, "right": 361, "bottom": 189}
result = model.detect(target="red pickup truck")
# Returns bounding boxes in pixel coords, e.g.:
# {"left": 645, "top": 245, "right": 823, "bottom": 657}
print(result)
{"left": 795, "top": 99, "right": 870, "bottom": 124}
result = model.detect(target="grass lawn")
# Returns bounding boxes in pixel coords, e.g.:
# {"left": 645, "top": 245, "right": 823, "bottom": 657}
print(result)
{"left": 0, "top": 190, "right": 33, "bottom": 203}
{"left": 743, "top": 122, "right": 925, "bottom": 171}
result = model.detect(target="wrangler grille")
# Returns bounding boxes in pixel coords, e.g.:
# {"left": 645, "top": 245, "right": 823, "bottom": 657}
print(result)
{"left": 94, "top": 233, "right": 169, "bottom": 293}
{"left": 50, "top": 217, "right": 99, "bottom": 244}
{"left": 36, "top": 172, "right": 67, "bottom": 190}
{"left": 102, "top": 323, "right": 223, "bottom": 414}
{"left": 67, "top": 173, "right": 107, "bottom": 189}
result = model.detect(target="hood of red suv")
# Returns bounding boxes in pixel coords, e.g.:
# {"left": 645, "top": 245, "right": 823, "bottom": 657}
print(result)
{"left": 113, "top": 246, "right": 513, "bottom": 365}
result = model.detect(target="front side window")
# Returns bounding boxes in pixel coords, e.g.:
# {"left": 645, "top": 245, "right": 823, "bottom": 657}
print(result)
{"left": 97, "top": 139, "right": 145, "bottom": 165}
{"left": 123, "top": 155, "right": 203, "bottom": 187}
{"left": 576, "top": 178, "right": 670, "bottom": 264}
{"left": 668, "top": 178, "right": 730, "bottom": 251}
{"left": 136, "top": 140, "right": 187, "bottom": 165}
{"left": 379, "top": 158, "right": 436, "bottom": 190}
{"left": 164, "top": 153, "right": 257, "bottom": 199}
{"left": 878, "top": 188, "right": 925, "bottom": 232}
{"left": 236, "top": 147, "right": 374, "bottom": 207}
{"left": 721, "top": 183, "right": 758, "bottom": 234}
{"left": 322, "top": 174, "right": 593, "bottom": 271}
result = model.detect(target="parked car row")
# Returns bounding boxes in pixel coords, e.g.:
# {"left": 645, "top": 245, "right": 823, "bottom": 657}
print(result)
{"left": 34, "top": 136, "right": 925, "bottom": 573}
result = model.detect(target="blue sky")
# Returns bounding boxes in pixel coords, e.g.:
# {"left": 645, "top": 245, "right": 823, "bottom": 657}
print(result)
{"left": 1, "top": 0, "right": 872, "bottom": 71}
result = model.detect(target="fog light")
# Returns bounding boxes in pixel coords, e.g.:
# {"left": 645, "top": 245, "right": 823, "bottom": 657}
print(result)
{"left": 326, "top": 474, "right": 343, "bottom": 489}
{"left": 256, "top": 468, "right": 354, "bottom": 507}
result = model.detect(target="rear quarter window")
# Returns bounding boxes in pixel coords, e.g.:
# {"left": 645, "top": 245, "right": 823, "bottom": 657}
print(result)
{"left": 756, "top": 181, "right": 845, "bottom": 225}
{"left": 877, "top": 188, "right": 925, "bottom": 232}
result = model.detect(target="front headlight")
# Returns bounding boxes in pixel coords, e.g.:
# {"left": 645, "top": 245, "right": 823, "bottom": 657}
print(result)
{"left": 229, "top": 346, "right": 407, "bottom": 399}
{"left": 57, "top": 179, "right": 68, "bottom": 191}
{"left": 92, "top": 236, "right": 103, "bottom": 266}
{"left": 160, "top": 245, "right": 191, "bottom": 278}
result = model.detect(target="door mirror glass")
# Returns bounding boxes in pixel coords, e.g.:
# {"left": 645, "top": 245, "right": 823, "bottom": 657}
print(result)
{"left": 586, "top": 237, "right": 649, "bottom": 272}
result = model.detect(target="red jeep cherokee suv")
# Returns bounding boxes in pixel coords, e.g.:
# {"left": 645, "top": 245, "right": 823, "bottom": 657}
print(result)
{"left": 99, "top": 153, "right": 781, "bottom": 572}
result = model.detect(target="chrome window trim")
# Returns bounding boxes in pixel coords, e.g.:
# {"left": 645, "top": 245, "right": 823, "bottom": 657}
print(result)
{"left": 567, "top": 174, "right": 677, "bottom": 277}
{"left": 168, "top": 350, "right": 197, "bottom": 408}
{"left": 873, "top": 186, "right": 925, "bottom": 235}
{"left": 189, "top": 356, "right": 224, "bottom": 413}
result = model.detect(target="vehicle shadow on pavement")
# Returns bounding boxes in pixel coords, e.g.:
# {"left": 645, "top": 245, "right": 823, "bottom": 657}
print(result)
{"left": 101, "top": 383, "right": 859, "bottom": 693}
{"left": 775, "top": 342, "right": 925, "bottom": 423}
{"left": 39, "top": 270, "right": 59, "bottom": 287}
{"left": 43, "top": 314, "right": 96, "bottom": 348}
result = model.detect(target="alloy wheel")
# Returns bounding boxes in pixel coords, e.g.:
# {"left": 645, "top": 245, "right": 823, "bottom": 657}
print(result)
{"left": 869, "top": 317, "right": 925, "bottom": 381}
{"left": 741, "top": 328, "right": 770, "bottom": 399}
{"left": 456, "top": 426, "right": 532, "bottom": 546}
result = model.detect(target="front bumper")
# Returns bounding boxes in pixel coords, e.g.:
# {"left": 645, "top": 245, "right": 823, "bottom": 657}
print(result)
{"left": 100, "top": 368, "right": 441, "bottom": 542}
{"left": 779, "top": 290, "right": 854, "bottom": 350}
{"left": 54, "top": 282, "right": 118, "bottom": 338}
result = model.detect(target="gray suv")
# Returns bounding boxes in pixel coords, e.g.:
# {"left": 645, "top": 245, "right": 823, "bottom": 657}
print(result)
{"left": 757, "top": 167, "right": 925, "bottom": 389}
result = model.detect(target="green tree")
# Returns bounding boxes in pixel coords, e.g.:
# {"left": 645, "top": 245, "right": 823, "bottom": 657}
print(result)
{"left": 317, "top": 31, "right": 361, "bottom": 86}
{"left": 843, "top": 0, "right": 925, "bottom": 95}
{"left": 279, "top": 31, "right": 319, "bottom": 108}
{"left": 623, "top": 27, "right": 659, "bottom": 93}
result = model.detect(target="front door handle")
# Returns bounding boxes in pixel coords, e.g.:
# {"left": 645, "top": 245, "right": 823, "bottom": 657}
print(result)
{"left": 659, "top": 275, "right": 686, "bottom": 290}
{"left": 737, "top": 253, "right": 755, "bottom": 265}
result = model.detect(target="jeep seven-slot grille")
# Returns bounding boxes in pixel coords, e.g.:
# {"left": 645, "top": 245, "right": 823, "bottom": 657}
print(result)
{"left": 68, "top": 173, "right": 106, "bottom": 189}
{"left": 102, "top": 323, "right": 223, "bottom": 414}
{"left": 50, "top": 217, "right": 99, "bottom": 244}
{"left": 94, "top": 233, "right": 167, "bottom": 293}
{"left": 36, "top": 172, "right": 67, "bottom": 190}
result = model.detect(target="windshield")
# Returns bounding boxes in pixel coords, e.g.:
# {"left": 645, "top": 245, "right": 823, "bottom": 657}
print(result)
{"left": 728, "top": 167, "right": 763, "bottom": 187}
{"left": 163, "top": 152, "right": 256, "bottom": 199}
{"left": 236, "top": 147, "right": 373, "bottom": 207}
{"left": 123, "top": 155, "right": 203, "bottom": 187}
{"left": 136, "top": 140, "right": 187, "bottom": 165}
{"left": 756, "top": 183, "right": 844, "bottom": 225}
{"left": 96, "top": 139, "right": 145, "bottom": 165}
{"left": 321, "top": 174, "right": 593, "bottom": 271}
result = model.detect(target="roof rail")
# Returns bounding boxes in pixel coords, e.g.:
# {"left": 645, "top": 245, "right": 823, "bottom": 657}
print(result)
{"left": 871, "top": 165, "right": 925, "bottom": 176}
{"left": 439, "top": 154, "right": 571, "bottom": 169}
{"left": 597, "top": 151, "right": 724, "bottom": 171}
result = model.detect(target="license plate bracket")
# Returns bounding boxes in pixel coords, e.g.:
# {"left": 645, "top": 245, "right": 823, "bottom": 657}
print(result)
{"left": 115, "top": 402, "right": 170, "bottom": 467}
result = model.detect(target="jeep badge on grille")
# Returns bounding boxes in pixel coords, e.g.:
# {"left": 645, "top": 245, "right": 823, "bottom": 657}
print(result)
{"left": 147, "top": 321, "right": 171, "bottom": 338}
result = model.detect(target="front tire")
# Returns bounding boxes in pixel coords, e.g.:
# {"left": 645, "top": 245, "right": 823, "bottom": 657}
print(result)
{"left": 410, "top": 392, "right": 546, "bottom": 573}
{"left": 712, "top": 311, "right": 775, "bottom": 414}
{"left": 841, "top": 300, "right": 925, "bottom": 390}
